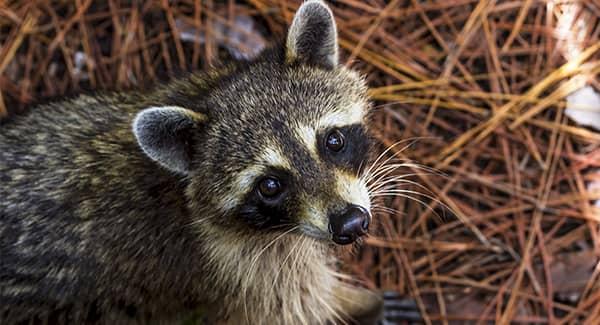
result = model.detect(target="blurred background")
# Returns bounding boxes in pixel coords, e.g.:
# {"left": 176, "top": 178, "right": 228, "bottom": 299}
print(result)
{"left": 1, "top": 0, "right": 599, "bottom": 323}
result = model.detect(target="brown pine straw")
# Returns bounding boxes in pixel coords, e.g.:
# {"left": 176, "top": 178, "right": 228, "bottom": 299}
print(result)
{"left": 1, "top": 1, "right": 599, "bottom": 323}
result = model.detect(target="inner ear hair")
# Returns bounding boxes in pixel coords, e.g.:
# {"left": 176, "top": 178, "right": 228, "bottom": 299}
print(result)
{"left": 132, "top": 106, "right": 207, "bottom": 175}
{"left": 286, "top": 0, "right": 339, "bottom": 69}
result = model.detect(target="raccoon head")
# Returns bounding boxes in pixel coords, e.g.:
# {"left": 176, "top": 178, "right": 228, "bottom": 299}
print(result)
{"left": 133, "top": 0, "right": 372, "bottom": 245}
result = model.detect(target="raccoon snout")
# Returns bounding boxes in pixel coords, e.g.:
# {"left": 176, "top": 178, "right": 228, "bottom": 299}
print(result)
{"left": 328, "top": 205, "right": 370, "bottom": 245}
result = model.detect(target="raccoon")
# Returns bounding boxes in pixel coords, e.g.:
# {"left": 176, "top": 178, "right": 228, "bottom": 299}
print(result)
{"left": 0, "top": 1, "right": 388, "bottom": 323}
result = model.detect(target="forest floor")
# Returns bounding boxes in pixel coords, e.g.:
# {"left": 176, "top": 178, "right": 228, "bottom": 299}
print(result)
{"left": 1, "top": 1, "right": 599, "bottom": 323}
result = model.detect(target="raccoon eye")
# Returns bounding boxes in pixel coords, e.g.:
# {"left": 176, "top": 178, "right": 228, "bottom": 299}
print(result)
{"left": 258, "top": 177, "right": 283, "bottom": 198}
{"left": 325, "top": 129, "right": 345, "bottom": 152}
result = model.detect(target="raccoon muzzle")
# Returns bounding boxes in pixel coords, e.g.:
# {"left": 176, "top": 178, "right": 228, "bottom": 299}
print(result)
{"left": 328, "top": 204, "right": 370, "bottom": 245}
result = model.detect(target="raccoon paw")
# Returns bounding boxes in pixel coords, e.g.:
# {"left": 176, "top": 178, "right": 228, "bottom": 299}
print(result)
{"left": 378, "top": 291, "right": 422, "bottom": 325}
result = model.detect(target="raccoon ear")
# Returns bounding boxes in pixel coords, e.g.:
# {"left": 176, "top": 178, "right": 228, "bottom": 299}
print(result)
{"left": 132, "top": 106, "right": 207, "bottom": 174}
{"left": 286, "top": 0, "right": 338, "bottom": 69}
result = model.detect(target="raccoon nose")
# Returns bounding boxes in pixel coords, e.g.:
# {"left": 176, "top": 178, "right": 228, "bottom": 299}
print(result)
{"left": 328, "top": 205, "right": 370, "bottom": 245}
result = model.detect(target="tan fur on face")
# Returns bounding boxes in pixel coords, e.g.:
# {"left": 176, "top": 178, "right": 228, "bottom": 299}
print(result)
{"left": 317, "top": 102, "right": 366, "bottom": 130}
{"left": 335, "top": 171, "right": 371, "bottom": 211}
{"left": 301, "top": 199, "right": 328, "bottom": 232}
{"left": 294, "top": 124, "right": 319, "bottom": 159}
{"left": 260, "top": 146, "right": 291, "bottom": 169}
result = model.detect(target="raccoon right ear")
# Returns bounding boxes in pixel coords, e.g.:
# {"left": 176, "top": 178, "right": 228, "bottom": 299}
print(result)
{"left": 286, "top": 0, "right": 338, "bottom": 69}
{"left": 132, "top": 106, "right": 207, "bottom": 175}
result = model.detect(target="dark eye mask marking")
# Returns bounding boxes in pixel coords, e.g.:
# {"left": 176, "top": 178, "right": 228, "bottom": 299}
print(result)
{"left": 237, "top": 168, "right": 295, "bottom": 229}
{"left": 318, "top": 124, "right": 371, "bottom": 173}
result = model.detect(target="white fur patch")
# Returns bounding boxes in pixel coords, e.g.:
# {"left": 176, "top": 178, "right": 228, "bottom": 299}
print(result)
{"left": 294, "top": 124, "right": 318, "bottom": 158}
{"left": 220, "top": 165, "right": 262, "bottom": 211}
{"left": 335, "top": 172, "right": 371, "bottom": 211}
{"left": 261, "top": 146, "right": 291, "bottom": 169}
{"left": 318, "top": 103, "right": 365, "bottom": 130}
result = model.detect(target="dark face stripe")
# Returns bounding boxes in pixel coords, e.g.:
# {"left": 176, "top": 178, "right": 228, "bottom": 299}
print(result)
{"left": 317, "top": 124, "right": 371, "bottom": 174}
{"left": 235, "top": 133, "right": 334, "bottom": 229}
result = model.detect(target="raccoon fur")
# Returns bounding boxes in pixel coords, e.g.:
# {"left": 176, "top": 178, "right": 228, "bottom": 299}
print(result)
{"left": 0, "top": 1, "right": 384, "bottom": 323}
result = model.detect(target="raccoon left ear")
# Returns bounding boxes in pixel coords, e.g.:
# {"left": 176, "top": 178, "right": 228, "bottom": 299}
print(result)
{"left": 286, "top": 0, "right": 338, "bottom": 69}
{"left": 132, "top": 106, "right": 207, "bottom": 174}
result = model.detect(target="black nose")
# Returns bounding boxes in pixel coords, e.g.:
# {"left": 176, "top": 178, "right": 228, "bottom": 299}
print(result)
{"left": 328, "top": 205, "right": 370, "bottom": 245}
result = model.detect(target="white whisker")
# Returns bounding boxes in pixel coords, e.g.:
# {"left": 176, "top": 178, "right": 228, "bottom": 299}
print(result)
{"left": 269, "top": 234, "right": 304, "bottom": 295}
{"left": 368, "top": 176, "right": 434, "bottom": 196}
{"left": 371, "top": 192, "right": 440, "bottom": 217}
{"left": 243, "top": 226, "right": 299, "bottom": 322}
{"left": 371, "top": 205, "right": 402, "bottom": 214}
{"left": 362, "top": 138, "right": 419, "bottom": 182}
{"left": 371, "top": 189, "right": 451, "bottom": 220}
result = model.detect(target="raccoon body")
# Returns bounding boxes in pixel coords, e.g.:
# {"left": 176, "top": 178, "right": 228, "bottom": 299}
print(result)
{"left": 0, "top": 1, "right": 383, "bottom": 323}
